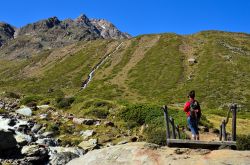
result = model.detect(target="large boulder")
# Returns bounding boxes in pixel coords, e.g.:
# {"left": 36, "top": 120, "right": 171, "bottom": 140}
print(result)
{"left": 0, "top": 130, "right": 17, "bottom": 151}
{"left": 67, "top": 142, "right": 250, "bottom": 165}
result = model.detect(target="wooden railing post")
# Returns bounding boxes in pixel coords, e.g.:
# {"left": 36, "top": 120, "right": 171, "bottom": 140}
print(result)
{"left": 219, "top": 124, "right": 222, "bottom": 141}
{"left": 176, "top": 125, "right": 181, "bottom": 139}
{"left": 169, "top": 117, "right": 176, "bottom": 139}
{"left": 222, "top": 119, "right": 227, "bottom": 141}
{"left": 231, "top": 104, "right": 237, "bottom": 141}
{"left": 162, "top": 105, "right": 170, "bottom": 145}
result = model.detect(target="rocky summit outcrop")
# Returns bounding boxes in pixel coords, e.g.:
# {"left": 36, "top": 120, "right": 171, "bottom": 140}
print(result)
{"left": 0, "top": 14, "right": 131, "bottom": 59}
{"left": 90, "top": 19, "right": 131, "bottom": 39}
{"left": 0, "top": 22, "right": 15, "bottom": 47}
{"left": 67, "top": 142, "right": 250, "bottom": 165}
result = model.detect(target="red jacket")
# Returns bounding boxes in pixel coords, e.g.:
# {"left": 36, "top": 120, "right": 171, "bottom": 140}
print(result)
{"left": 184, "top": 98, "right": 201, "bottom": 117}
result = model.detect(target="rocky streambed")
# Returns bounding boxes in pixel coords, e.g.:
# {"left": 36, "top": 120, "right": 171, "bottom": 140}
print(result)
{"left": 0, "top": 98, "right": 130, "bottom": 165}
{"left": 0, "top": 112, "right": 86, "bottom": 165}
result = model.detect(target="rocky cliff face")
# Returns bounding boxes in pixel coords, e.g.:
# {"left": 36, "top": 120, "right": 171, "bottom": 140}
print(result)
{"left": 0, "top": 14, "right": 131, "bottom": 59}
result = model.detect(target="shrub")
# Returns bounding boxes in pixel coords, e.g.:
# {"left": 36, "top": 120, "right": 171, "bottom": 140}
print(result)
{"left": 118, "top": 104, "right": 162, "bottom": 126}
{"left": 0, "top": 109, "right": 5, "bottom": 114}
{"left": 56, "top": 97, "right": 75, "bottom": 109}
{"left": 21, "top": 95, "right": 43, "bottom": 105}
{"left": 237, "top": 134, "right": 250, "bottom": 150}
{"left": 145, "top": 127, "right": 166, "bottom": 145}
{"left": 84, "top": 107, "right": 110, "bottom": 119}
{"left": 4, "top": 92, "right": 20, "bottom": 99}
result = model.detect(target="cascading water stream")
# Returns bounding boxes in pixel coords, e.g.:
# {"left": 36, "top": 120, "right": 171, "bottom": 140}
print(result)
{"left": 81, "top": 42, "right": 123, "bottom": 89}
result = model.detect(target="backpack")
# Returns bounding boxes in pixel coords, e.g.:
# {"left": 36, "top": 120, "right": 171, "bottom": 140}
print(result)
{"left": 190, "top": 100, "right": 199, "bottom": 119}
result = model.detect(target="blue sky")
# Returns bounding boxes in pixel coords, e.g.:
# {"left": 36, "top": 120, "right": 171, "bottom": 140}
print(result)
{"left": 1, "top": 0, "right": 250, "bottom": 36}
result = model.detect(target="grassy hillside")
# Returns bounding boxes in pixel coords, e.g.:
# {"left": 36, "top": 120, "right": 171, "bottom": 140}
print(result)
{"left": 1, "top": 31, "right": 250, "bottom": 110}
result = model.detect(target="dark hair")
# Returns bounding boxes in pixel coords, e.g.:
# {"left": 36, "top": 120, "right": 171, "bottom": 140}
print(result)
{"left": 188, "top": 90, "right": 195, "bottom": 99}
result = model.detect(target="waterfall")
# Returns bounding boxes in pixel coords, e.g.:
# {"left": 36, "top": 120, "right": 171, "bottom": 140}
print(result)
{"left": 81, "top": 42, "right": 123, "bottom": 89}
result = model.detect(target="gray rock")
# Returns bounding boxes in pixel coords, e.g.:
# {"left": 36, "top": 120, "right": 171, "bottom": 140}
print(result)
{"left": 36, "top": 138, "right": 58, "bottom": 146}
{"left": 21, "top": 145, "right": 40, "bottom": 156}
{"left": 41, "top": 131, "right": 54, "bottom": 138}
{"left": 15, "top": 134, "right": 28, "bottom": 146}
{"left": 50, "top": 152, "right": 79, "bottom": 165}
{"left": 78, "top": 139, "right": 98, "bottom": 151}
{"left": 21, "top": 145, "right": 49, "bottom": 163}
{"left": 49, "top": 146, "right": 85, "bottom": 156}
{"left": 16, "top": 107, "right": 32, "bottom": 116}
{"left": 73, "top": 118, "right": 98, "bottom": 125}
{"left": 39, "top": 113, "right": 48, "bottom": 120}
{"left": 80, "top": 130, "right": 95, "bottom": 139}
{"left": 21, "top": 145, "right": 48, "bottom": 157}
{"left": 31, "top": 124, "right": 42, "bottom": 133}
{"left": 0, "top": 130, "right": 17, "bottom": 150}
{"left": 37, "top": 127, "right": 46, "bottom": 135}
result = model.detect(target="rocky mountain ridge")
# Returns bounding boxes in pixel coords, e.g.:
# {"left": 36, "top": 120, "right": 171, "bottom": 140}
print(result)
{"left": 0, "top": 14, "right": 131, "bottom": 59}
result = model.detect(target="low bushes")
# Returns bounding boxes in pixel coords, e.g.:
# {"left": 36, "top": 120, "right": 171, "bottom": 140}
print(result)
{"left": 56, "top": 97, "right": 75, "bottom": 109}
{"left": 4, "top": 91, "right": 20, "bottom": 99}
{"left": 21, "top": 95, "right": 43, "bottom": 105}
{"left": 237, "top": 134, "right": 250, "bottom": 150}
{"left": 84, "top": 108, "right": 110, "bottom": 119}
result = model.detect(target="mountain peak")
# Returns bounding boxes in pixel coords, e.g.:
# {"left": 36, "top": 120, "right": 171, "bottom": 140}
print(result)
{"left": 75, "top": 14, "right": 91, "bottom": 26}
{"left": 90, "top": 19, "right": 132, "bottom": 39}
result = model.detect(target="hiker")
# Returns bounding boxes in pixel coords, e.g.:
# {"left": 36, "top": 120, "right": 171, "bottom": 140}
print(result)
{"left": 184, "top": 90, "right": 201, "bottom": 140}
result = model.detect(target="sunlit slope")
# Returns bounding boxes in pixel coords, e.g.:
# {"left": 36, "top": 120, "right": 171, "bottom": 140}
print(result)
{"left": 0, "top": 31, "right": 250, "bottom": 109}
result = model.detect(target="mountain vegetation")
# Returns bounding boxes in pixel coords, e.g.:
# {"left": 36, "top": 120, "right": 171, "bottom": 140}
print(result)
{"left": 1, "top": 15, "right": 250, "bottom": 149}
